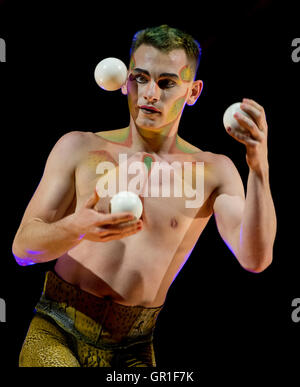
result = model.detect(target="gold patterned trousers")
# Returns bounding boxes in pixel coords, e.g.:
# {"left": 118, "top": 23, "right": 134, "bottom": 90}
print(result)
{"left": 19, "top": 271, "right": 163, "bottom": 367}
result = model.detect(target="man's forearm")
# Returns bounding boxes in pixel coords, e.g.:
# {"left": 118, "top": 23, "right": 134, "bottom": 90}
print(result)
{"left": 239, "top": 167, "right": 277, "bottom": 272}
{"left": 12, "top": 214, "right": 82, "bottom": 265}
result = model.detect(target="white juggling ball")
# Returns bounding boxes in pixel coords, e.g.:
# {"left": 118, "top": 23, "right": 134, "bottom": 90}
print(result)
{"left": 110, "top": 191, "right": 143, "bottom": 220}
{"left": 94, "top": 57, "right": 128, "bottom": 91}
{"left": 223, "top": 102, "right": 253, "bottom": 134}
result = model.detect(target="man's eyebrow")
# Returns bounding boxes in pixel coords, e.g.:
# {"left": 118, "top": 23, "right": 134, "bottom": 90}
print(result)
{"left": 159, "top": 72, "right": 179, "bottom": 79}
{"left": 133, "top": 68, "right": 179, "bottom": 79}
{"left": 133, "top": 68, "right": 150, "bottom": 75}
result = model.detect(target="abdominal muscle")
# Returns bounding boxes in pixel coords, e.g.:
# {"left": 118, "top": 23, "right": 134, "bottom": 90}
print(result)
{"left": 54, "top": 237, "right": 178, "bottom": 307}
{"left": 54, "top": 214, "right": 211, "bottom": 307}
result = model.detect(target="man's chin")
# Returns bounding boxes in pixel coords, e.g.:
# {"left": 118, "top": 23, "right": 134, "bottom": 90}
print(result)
{"left": 136, "top": 117, "right": 162, "bottom": 131}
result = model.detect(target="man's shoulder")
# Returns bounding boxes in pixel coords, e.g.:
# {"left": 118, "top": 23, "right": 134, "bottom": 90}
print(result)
{"left": 191, "top": 146, "right": 233, "bottom": 168}
{"left": 192, "top": 148, "right": 240, "bottom": 189}
{"left": 53, "top": 130, "right": 108, "bottom": 153}
{"left": 55, "top": 130, "right": 89, "bottom": 148}
{"left": 176, "top": 136, "right": 233, "bottom": 166}
{"left": 47, "top": 130, "right": 99, "bottom": 166}
{"left": 201, "top": 150, "right": 243, "bottom": 198}
{"left": 199, "top": 151, "right": 235, "bottom": 168}
{"left": 51, "top": 128, "right": 132, "bottom": 167}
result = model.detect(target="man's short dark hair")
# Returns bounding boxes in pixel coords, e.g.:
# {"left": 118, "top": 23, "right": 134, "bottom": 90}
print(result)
{"left": 130, "top": 25, "right": 201, "bottom": 78}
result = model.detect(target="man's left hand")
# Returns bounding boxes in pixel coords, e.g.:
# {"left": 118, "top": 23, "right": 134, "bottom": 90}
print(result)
{"left": 227, "top": 98, "right": 269, "bottom": 174}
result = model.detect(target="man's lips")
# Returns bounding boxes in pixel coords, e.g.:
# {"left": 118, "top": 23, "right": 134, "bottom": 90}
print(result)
{"left": 139, "top": 105, "right": 161, "bottom": 113}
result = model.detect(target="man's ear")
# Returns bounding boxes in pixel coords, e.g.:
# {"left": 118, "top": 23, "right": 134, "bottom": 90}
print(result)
{"left": 121, "top": 82, "right": 128, "bottom": 95}
{"left": 121, "top": 71, "right": 130, "bottom": 95}
{"left": 186, "top": 80, "right": 203, "bottom": 106}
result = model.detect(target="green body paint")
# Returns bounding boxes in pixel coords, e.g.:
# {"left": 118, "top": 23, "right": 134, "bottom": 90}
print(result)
{"left": 97, "top": 126, "right": 132, "bottom": 146}
{"left": 175, "top": 136, "right": 199, "bottom": 154}
{"left": 143, "top": 155, "right": 154, "bottom": 171}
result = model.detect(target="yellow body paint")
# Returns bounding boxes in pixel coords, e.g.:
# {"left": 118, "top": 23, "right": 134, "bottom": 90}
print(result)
{"left": 86, "top": 150, "right": 118, "bottom": 169}
{"left": 96, "top": 127, "right": 132, "bottom": 147}
{"left": 175, "top": 136, "right": 199, "bottom": 154}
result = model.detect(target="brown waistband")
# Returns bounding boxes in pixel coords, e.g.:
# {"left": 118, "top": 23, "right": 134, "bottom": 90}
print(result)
{"left": 43, "top": 271, "right": 163, "bottom": 319}
{"left": 36, "top": 271, "right": 163, "bottom": 347}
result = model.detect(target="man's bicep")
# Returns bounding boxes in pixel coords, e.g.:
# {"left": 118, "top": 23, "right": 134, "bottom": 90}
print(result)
{"left": 22, "top": 168, "right": 75, "bottom": 224}
{"left": 212, "top": 155, "right": 245, "bottom": 256}
{"left": 18, "top": 132, "right": 81, "bottom": 227}
{"left": 213, "top": 194, "right": 244, "bottom": 256}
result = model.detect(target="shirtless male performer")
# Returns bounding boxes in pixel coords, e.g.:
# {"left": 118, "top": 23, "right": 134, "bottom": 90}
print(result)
{"left": 13, "top": 25, "right": 277, "bottom": 367}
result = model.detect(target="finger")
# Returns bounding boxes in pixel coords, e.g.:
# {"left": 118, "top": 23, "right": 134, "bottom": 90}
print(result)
{"left": 96, "top": 227, "right": 123, "bottom": 236}
{"left": 242, "top": 98, "right": 264, "bottom": 112}
{"left": 227, "top": 127, "right": 258, "bottom": 146}
{"left": 240, "top": 103, "right": 262, "bottom": 126}
{"left": 85, "top": 189, "right": 100, "bottom": 209}
{"left": 107, "top": 219, "right": 142, "bottom": 231}
{"left": 99, "top": 212, "right": 135, "bottom": 226}
{"left": 100, "top": 226, "right": 142, "bottom": 242}
{"left": 99, "top": 220, "right": 142, "bottom": 236}
{"left": 233, "top": 112, "right": 263, "bottom": 140}
{"left": 242, "top": 98, "right": 267, "bottom": 131}
{"left": 101, "top": 221, "right": 142, "bottom": 237}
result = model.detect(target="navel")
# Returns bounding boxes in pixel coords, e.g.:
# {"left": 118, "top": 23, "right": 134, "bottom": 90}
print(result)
{"left": 170, "top": 217, "right": 178, "bottom": 228}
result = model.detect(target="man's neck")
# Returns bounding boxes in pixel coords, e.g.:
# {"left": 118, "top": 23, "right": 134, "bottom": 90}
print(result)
{"left": 128, "top": 117, "right": 180, "bottom": 155}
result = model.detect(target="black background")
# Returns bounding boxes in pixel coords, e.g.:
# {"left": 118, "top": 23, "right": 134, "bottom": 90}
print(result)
{"left": 0, "top": 0, "right": 299, "bottom": 380}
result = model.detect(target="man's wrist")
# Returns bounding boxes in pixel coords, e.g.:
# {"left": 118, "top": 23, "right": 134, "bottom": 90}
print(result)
{"left": 59, "top": 213, "right": 83, "bottom": 241}
{"left": 247, "top": 152, "right": 269, "bottom": 180}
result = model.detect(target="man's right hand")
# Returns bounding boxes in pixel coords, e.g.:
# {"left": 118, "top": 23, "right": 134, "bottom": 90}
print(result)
{"left": 70, "top": 191, "right": 143, "bottom": 242}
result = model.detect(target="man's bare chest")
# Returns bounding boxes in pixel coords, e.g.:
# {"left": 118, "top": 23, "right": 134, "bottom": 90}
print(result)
{"left": 75, "top": 148, "right": 214, "bottom": 222}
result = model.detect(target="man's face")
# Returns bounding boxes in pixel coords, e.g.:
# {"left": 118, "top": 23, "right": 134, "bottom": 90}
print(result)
{"left": 124, "top": 44, "right": 201, "bottom": 132}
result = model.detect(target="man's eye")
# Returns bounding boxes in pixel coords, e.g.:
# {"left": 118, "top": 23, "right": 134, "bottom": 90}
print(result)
{"left": 158, "top": 79, "right": 176, "bottom": 89}
{"left": 135, "top": 75, "right": 148, "bottom": 84}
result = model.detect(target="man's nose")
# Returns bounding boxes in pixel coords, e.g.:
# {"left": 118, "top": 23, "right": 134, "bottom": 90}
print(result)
{"left": 143, "top": 80, "right": 160, "bottom": 103}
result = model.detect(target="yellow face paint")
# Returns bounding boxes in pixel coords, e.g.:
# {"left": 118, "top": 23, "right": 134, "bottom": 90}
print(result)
{"left": 166, "top": 90, "right": 189, "bottom": 123}
{"left": 127, "top": 55, "right": 191, "bottom": 138}
{"left": 179, "top": 65, "right": 193, "bottom": 82}
{"left": 137, "top": 121, "right": 174, "bottom": 137}
{"left": 129, "top": 55, "right": 136, "bottom": 70}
